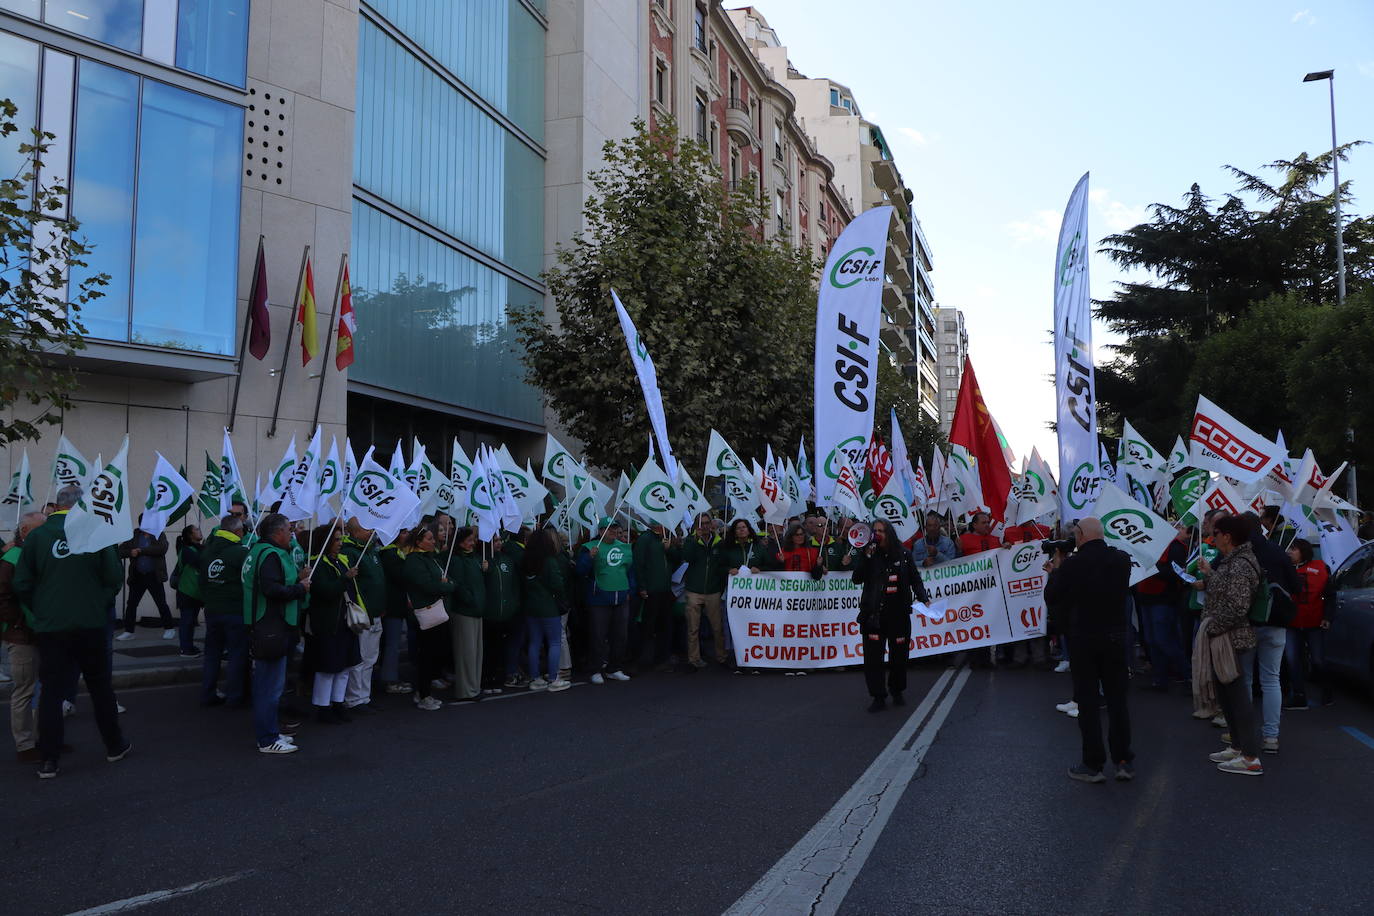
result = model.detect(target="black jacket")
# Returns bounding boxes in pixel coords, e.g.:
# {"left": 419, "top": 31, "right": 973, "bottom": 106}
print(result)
{"left": 1248, "top": 530, "right": 1301, "bottom": 626}
{"left": 1044, "top": 539, "right": 1132, "bottom": 638}
{"left": 852, "top": 546, "right": 929, "bottom": 638}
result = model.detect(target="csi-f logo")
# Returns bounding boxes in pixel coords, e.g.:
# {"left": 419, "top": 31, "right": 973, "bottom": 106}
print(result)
{"left": 54, "top": 455, "right": 87, "bottom": 487}
{"left": 638, "top": 481, "right": 676, "bottom": 512}
{"left": 828, "top": 246, "right": 883, "bottom": 289}
{"left": 146, "top": 476, "right": 183, "bottom": 512}
{"left": 873, "top": 494, "right": 909, "bottom": 524}
{"left": 1124, "top": 440, "right": 1153, "bottom": 464}
{"left": 319, "top": 462, "right": 338, "bottom": 494}
{"left": 634, "top": 333, "right": 649, "bottom": 362}
{"left": 207, "top": 558, "right": 226, "bottom": 581}
{"left": 51, "top": 539, "right": 71, "bottom": 559}
{"left": 832, "top": 313, "right": 873, "bottom": 411}
{"left": 1012, "top": 545, "right": 1038, "bottom": 573}
{"left": 1103, "top": 508, "right": 1154, "bottom": 546}
{"left": 1067, "top": 462, "right": 1098, "bottom": 511}
{"left": 352, "top": 471, "right": 397, "bottom": 508}
{"left": 88, "top": 470, "right": 124, "bottom": 523}
{"left": 1059, "top": 231, "right": 1083, "bottom": 287}
{"left": 546, "top": 451, "right": 569, "bottom": 479}
{"left": 823, "top": 436, "right": 866, "bottom": 480}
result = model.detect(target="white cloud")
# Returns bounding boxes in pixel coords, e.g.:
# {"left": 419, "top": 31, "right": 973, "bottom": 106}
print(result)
{"left": 895, "top": 127, "right": 928, "bottom": 146}
{"left": 1005, "top": 210, "right": 1060, "bottom": 244}
{"left": 1358, "top": 61, "right": 1374, "bottom": 79}
{"left": 1089, "top": 188, "right": 1147, "bottom": 233}
{"left": 1291, "top": 9, "right": 1316, "bottom": 25}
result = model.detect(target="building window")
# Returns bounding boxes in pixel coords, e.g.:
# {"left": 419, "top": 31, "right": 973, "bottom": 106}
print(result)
{"left": 9, "top": 0, "right": 145, "bottom": 53}
{"left": 176, "top": 0, "right": 250, "bottom": 86}
{"left": 729, "top": 69, "right": 740, "bottom": 105}
{"left": 709, "top": 122, "right": 718, "bottom": 157}
{"left": 842, "top": 97, "right": 852, "bottom": 111}
{"left": 729, "top": 148, "right": 740, "bottom": 185}
{"left": 694, "top": 93, "right": 707, "bottom": 143}
{"left": 829, "top": 87, "right": 839, "bottom": 106}
{"left": 944, "top": 321, "right": 958, "bottom": 333}
{"left": 944, "top": 366, "right": 958, "bottom": 377}
{"left": 68, "top": 59, "right": 242, "bottom": 354}
{"left": 693, "top": 3, "right": 707, "bottom": 52}
{"left": 945, "top": 343, "right": 958, "bottom": 354}
{"left": 944, "top": 391, "right": 958, "bottom": 402}
{"left": 655, "top": 59, "right": 667, "bottom": 104}
{"left": 773, "top": 119, "right": 783, "bottom": 161}
{"left": 775, "top": 190, "right": 785, "bottom": 235}
{"left": 819, "top": 200, "right": 826, "bottom": 222}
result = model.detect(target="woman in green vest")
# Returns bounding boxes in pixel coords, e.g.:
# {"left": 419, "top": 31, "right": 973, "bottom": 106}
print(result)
{"left": 305, "top": 524, "right": 362, "bottom": 724}
{"left": 173, "top": 525, "right": 204, "bottom": 658}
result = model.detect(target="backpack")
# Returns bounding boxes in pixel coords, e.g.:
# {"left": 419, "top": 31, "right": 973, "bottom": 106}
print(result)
{"left": 1248, "top": 572, "right": 1295, "bottom": 626}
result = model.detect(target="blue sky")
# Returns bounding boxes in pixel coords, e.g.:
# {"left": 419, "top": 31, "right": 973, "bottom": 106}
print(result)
{"left": 752, "top": 0, "right": 1374, "bottom": 473}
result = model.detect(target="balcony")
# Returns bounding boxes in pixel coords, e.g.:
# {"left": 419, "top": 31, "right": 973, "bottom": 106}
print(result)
{"left": 885, "top": 285, "right": 914, "bottom": 327}
{"left": 871, "top": 159, "right": 900, "bottom": 194}
{"left": 726, "top": 99, "right": 753, "bottom": 146}
{"left": 890, "top": 225, "right": 911, "bottom": 257}
{"left": 889, "top": 254, "right": 913, "bottom": 291}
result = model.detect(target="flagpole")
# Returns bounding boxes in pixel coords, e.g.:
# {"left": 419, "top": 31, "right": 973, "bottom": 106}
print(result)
{"left": 267, "top": 244, "right": 309, "bottom": 439}
{"left": 310, "top": 253, "right": 347, "bottom": 433}
{"left": 349, "top": 530, "right": 377, "bottom": 570}
{"left": 307, "top": 513, "right": 341, "bottom": 577}
{"left": 229, "top": 236, "right": 266, "bottom": 434}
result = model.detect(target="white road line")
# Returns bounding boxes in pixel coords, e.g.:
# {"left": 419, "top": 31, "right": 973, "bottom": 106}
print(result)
{"left": 726, "top": 667, "right": 972, "bottom": 916}
{"left": 66, "top": 870, "right": 255, "bottom": 915}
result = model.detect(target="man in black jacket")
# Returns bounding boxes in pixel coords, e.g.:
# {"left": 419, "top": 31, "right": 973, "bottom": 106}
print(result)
{"left": 1044, "top": 517, "right": 1135, "bottom": 783}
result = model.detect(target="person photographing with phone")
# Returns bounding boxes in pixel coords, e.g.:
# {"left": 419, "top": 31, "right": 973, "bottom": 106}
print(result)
{"left": 849, "top": 520, "right": 929, "bottom": 713}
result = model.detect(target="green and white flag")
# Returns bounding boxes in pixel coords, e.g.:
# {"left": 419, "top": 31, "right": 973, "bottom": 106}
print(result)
{"left": 625, "top": 458, "right": 681, "bottom": 529}
{"left": 1169, "top": 469, "right": 1209, "bottom": 519}
{"left": 872, "top": 471, "right": 918, "bottom": 541}
{"left": 197, "top": 451, "right": 223, "bottom": 519}
{"left": 52, "top": 435, "right": 90, "bottom": 493}
{"left": 946, "top": 445, "right": 983, "bottom": 517}
{"left": 261, "top": 436, "right": 298, "bottom": 511}
{"left": 279, "top": 427, "right": 323, "bottom": 522}
{"left": 705, "top": 429, "right": 757, "bottom": 519}
{"left": 675, "top": 467, "right": 708, "bottom": 527}
{"left": 65, "top": 437, "right": 133, "bottom": 554}
{"left": 612, "top": 289, "right": 678, "bottom": 480}
{"left": 219, "top": 429, "right": 248, "bottom": 517}
{"left": 168, "top": 463, "right": 194, "bottom": 526}
{"left": 344, "top": 447, "right": 420, "bottom": 545}
{"left": 3, "top": 448, "right": 33, "bottom": 508}
{"left": 316, "top": 437, "right": 342, "bottom": 522}
{"left": 541, "top": 432, "right": 577, "bottom": 489}
{"left": 449, "top": 439, "right": 474, "bottom": 526}
{"left": 1166, "top": 436, "right": 1188, "bottom": 476}
{"left": 1094, "top": 480, "right": 1175, "bottom": 587}
{"left": 568, "top": 472, "right": 610, "bottom": 537}
{"left": 141, "top": 453, "right": 193, "bottom": 539}
{"left": 388, "top": 441, "right": 407, "bottom": 484}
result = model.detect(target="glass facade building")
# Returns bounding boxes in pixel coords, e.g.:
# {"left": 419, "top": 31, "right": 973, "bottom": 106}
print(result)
{"left": 350, "top": 0, "right": 547, "bottom": 437}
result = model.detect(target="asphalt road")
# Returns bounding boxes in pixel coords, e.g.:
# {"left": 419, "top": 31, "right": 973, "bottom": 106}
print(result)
{"left": 5, "top": 661, "right": 1372, "bottom": 915}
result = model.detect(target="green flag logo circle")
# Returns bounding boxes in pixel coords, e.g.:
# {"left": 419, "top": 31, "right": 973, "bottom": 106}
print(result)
{"left": 639, "top": 481, "right": 677, "bottom": 513}
{"left": 1012, "top": 544, "right": 1038, "bottom": 572}
{"left": 823, "top": 436, "right": 866, "bottom": 479}
{"left": 1103, "top": 507, "right": 1154, "bottom": 545}
{"left": 873, "top": 494, "right": 907, "bottom": 522}
{"left": 351, "top": 470, "right": 397, "bottom": 508}
{"left": 148, "top": 476, "right": 183, "bottom": 512}
{"left": 634, "top": 333, "right": 648, "bottom": 362}
{"left": 829, "top": 246, "right": 881, "bottom": 289}
{"left": 1059, "top": 232, "right": 1082, "bottom": 287}
{"left": 1067, "top": 461, "right": 1096, "bottom": 511}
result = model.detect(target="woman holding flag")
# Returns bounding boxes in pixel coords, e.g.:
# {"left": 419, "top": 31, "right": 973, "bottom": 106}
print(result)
{"left": 304, "top": 525, "right": 362, "bottom": 724}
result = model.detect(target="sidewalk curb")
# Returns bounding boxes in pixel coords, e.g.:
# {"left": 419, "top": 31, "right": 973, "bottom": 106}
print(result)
{"left": 0, "top": 663, "right": 201, "bottom": 700}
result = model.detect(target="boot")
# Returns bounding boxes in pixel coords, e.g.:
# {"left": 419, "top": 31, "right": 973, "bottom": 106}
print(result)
{"left": 332, "top": 702, "right": 353, "bottom": 723}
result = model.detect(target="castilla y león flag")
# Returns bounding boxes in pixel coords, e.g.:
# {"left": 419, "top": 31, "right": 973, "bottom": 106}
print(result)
{"left": 335, "top": 259, "right": 355, "bottom": 371}
{"left": 948, "top": 357, "right": 1012, "bottom": 521}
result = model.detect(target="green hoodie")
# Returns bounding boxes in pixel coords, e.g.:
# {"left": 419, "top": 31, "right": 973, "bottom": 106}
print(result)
{"left": 241, "top": 540, "right": 301, "bottom": 626}
{"left": 483, "top": 546, "right": 520, "bottom": 621}
{"left": 633, "top": 531, "right": 680, "bottom": 594}
{"left": 681, "top": 533, "right": 725, "bottom": 594}
{"left": 522, "top": 556, "right": 567, "bottom": 618}
{"left": 341, "top": 535, "right": 386, "bottom": 619}
{"left": 13, "top": 512, "right": 122, "bottom": 632}
{"left": 447, "top": 549, "right": 486, "bottom": 618}
{"left": 199, "top": 529, "right": 248, "bottom": 617}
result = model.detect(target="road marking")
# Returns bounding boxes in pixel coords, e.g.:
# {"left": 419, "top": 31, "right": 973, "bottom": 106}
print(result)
{"left": 1341, "top": 726, "right": 1374, "bottom": 751}
{"left": 726, "top": 667, "right": 971, "bottom": 916}
{"left": 67, "top": 871, "right": 254, "bottom": 915}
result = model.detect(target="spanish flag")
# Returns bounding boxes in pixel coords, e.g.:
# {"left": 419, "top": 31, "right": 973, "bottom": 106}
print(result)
{"left": 335, "top": 259, "right": 355, "bottom": 370}
{"left": 297, "top": 254, "right": 318, "bottom": 366}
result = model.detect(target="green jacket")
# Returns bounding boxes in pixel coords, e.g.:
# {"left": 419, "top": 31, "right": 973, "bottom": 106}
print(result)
{"left": 681, "top": 533, "right": 725, "bottom": 594}
{"left": 403, "top": 549, "right": 454, "bottom": 613}
{"left": 447, "top": 550, "right": 486, "bottom": 618}
{"left": 379, "top": 544, "right": 410, "bottom": 618}
{"left": 173, "top": 544, "right": 203, "bottom": 601}
{"left": 199, "top": 529, "right": 248, "bottom": 617}
{"left": 242, "top": 541, "right": 303, "bottom": 626}
{"left": 484, "top": 546, "right": 520, "bottom": 621}
{"left": 522, "top": 556, "right": 567, "bottom": 618}
{"left": 13, "top": 512, "right": 122, "bottom": 632}
{"left": 306, "top": 553, "right": 350, "bottom": 636}
{"left": 633, "top": 531, "right": 680, "bottom": 594}
{"left": 1186, "top": 541, "right": 1219, "bottom": 613}
{"left": 717, "top": 539, "right": 759, "bottom": 577}
{"left": 341, "top": 535, "right": 385, "bottom": 620}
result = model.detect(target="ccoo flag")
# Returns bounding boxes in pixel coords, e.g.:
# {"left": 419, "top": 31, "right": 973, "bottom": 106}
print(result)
{"left": 1186, "top": 395, "right": 1282, "bottom": 484}
{"left": 814, "top": 205, "right": 893, "bottom": 504}
{"left": 612, "top": 290, "right": 678, "bottom": 480}
{"left": 1053, "top": 173, "right": 1100, "bottom": 521}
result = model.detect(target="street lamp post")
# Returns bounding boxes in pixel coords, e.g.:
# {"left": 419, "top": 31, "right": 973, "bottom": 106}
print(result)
{"left": 1303, "top": 69, "right": 1344, "bottom": 304}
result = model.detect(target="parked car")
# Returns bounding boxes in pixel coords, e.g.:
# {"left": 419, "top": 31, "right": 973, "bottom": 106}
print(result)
{"left": 1326, "top": 541, "right": 1374, "bottom": 694}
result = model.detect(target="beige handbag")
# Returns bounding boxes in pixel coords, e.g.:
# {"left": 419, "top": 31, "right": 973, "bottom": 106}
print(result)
{"left": 414, "top": 598, "right": 449, "bottom": 631}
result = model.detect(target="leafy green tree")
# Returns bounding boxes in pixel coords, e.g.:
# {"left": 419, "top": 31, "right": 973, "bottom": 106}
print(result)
{"left": 516, "top": 120, "right": 817, "bottom": 473}
{"left": 877, "top": 359, "right": 944, "bottom": 463}
{"left": 1289, "top": 287, "right": 1374, "bottom": 472}
{"left": 1095, "top": 145, "right": 1371, "bottom": 446}
{"left": 0, "top": 100, "right": 107, "bottom": 446}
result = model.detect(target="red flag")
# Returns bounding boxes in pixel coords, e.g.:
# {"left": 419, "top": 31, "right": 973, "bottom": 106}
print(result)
{"left": 865, "top": 436, "right": 893, "bottom": 493}
{"left": 335, "top": 260, "right": 355, "bottom": 371}
{"left": 246, "top": 237, "right": 271, "bottom": 360}
{"left": 948, "top": 358, "right": 1013, "bottom": 521}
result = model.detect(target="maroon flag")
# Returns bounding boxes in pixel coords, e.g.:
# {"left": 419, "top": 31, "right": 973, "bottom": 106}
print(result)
{"left": 246, "top": 237, "right": 271, "bottom": 360}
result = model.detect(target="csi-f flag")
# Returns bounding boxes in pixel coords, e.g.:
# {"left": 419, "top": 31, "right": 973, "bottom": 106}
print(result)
{"left": 141, "top": 453, "right": 193, "bottom": 539}
{"left": 1187, "top": 396, "right": 1282, "bottom": 483}
{"left": 261, "top": 436, "right": 299, "bottom": 511}
{"left": 1093, "top": 480, "right": 1175, "bottom": 587}
{"left": 675, "top": 467, "right": 709, "bottom": 526}
{"left": 872, "top": 472, "right": 918, "bottom": 542}
{"left": 626, "top": 458, "right": 682, "bottom": 530}
{"left": 541, "top": 433, "right": 577, "bottom": 488}
{"left": 1053, "top": 173, "right": 1100, "bottom": 521}
{"left": 814, "top": 205, "right": 893, "bottom": 503}
{"left": 197, "top": 452, "right": 223, "bottom": 519}
{"left": 219, "top": 429, "right": 248, "bottom": 516}
{"left": 52, "top": 436, "right": 90, "bottom": 493}
{"left": 279, "top": 427, "right": 323, "bottom": 522}
{"left": 3, "top": 449, "right": 33, "bottom": 508}
{"left": 64, "top": 438, "right": 133, "bottom": 554}
{"left": 612, "top": 290, "right": 677, "bottom": 480}
{"left": 344, "top": 448, "right": 420, "bottom": 545}
{"left": 316, "top": 437, "right": 342, "bottom": 521}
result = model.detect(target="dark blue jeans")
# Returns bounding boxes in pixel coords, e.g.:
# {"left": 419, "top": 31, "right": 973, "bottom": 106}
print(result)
{"left": 527, "top": 616, "right": 562, "bottom": 680}
{"left": 252, "top": 656, "right": 287, "bottom": 747}
{"left": 1284, "top": 627, "right": 1329, "bottom": 705}
{"left": 1143, "top": 601, "right": 1188, "bottom": 686}
{"left": 177, "top": 595, "right": 203, "bottom": 652}
{"left": 202, "top": 612, "right": 249, "bottom": 704}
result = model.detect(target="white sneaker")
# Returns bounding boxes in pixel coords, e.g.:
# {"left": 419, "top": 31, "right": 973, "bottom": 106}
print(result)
{"left": 0, "top": 670, "right": 13, "bottom": 684}
{"left": 1211, "top": 714, "right": 1227, "bottom": 727}
{"left": 607, "top": 670, "right": 630, "bottom": 682}
{"left": 528, "top": 677, "right": 549, "bottom": 691}
{"left": 430, "top": 678, "right": 451, "bottom": 690}
{"left": 162, "top": 629, "right": 176, "bottom": 640}
{"left": 385, "top": 682, "right": 413, "bottom": 694}
{"left": 279, "top": 734, "right": 296, "bottom": 745}
{"left": 115, "top": 632, "right": 135, "bottom": 642}
{"left": 1054, "top": 660, "right": 1070, "bottom": 673}
{"left": 62, "top": 700, "right": 75, "bottom": 718}
{"left": 548, "top": 678, "right": 571, "bottom": 692}
{"left": 259, "top": 738, "right": 298, "bottom": 754}
{"left": 1055, "top": 700, "right": 1078, "bottom": 715}
{"left": 1208, "top": 747, "right": 1242, "bottom": 763}
{"left": 590, "top": 673, "right": 605, "bottom": 685}
{"left": 415, "top": 696, "right": 442, "bottom": 711}
{"left": 116, "top": 703, "right": 126, "bottom": 714}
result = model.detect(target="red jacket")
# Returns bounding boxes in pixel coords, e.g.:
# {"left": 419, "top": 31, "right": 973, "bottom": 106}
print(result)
{"left": 779, "top": 545, "right": 821, "bottom": 573}
{"left": 1291, "top": 561, "right": 1329, "bottom": 629}
{"left": 1002, "top": 523, "right": 1051, "bottom": 546}
{"left": 958, "top": 533, "right": 1001, "bottom": 556}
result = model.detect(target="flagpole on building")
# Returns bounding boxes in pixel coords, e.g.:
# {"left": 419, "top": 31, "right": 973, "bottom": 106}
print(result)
{"left": 311, "top": 253, "right": 348, "bottom": 433}
{"left": 229, "top": 236, "right": 266, "bottom": 434}
{"left": 268, "top": 245, "right": 310, "bottom": 439}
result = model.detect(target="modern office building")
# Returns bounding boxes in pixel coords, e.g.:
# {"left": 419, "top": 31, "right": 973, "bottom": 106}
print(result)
{"left": 731, "top": 5, "right": 940, "bottom": 424}
{"left": 933, "top": 306, "right": 968, "bottom": 434}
